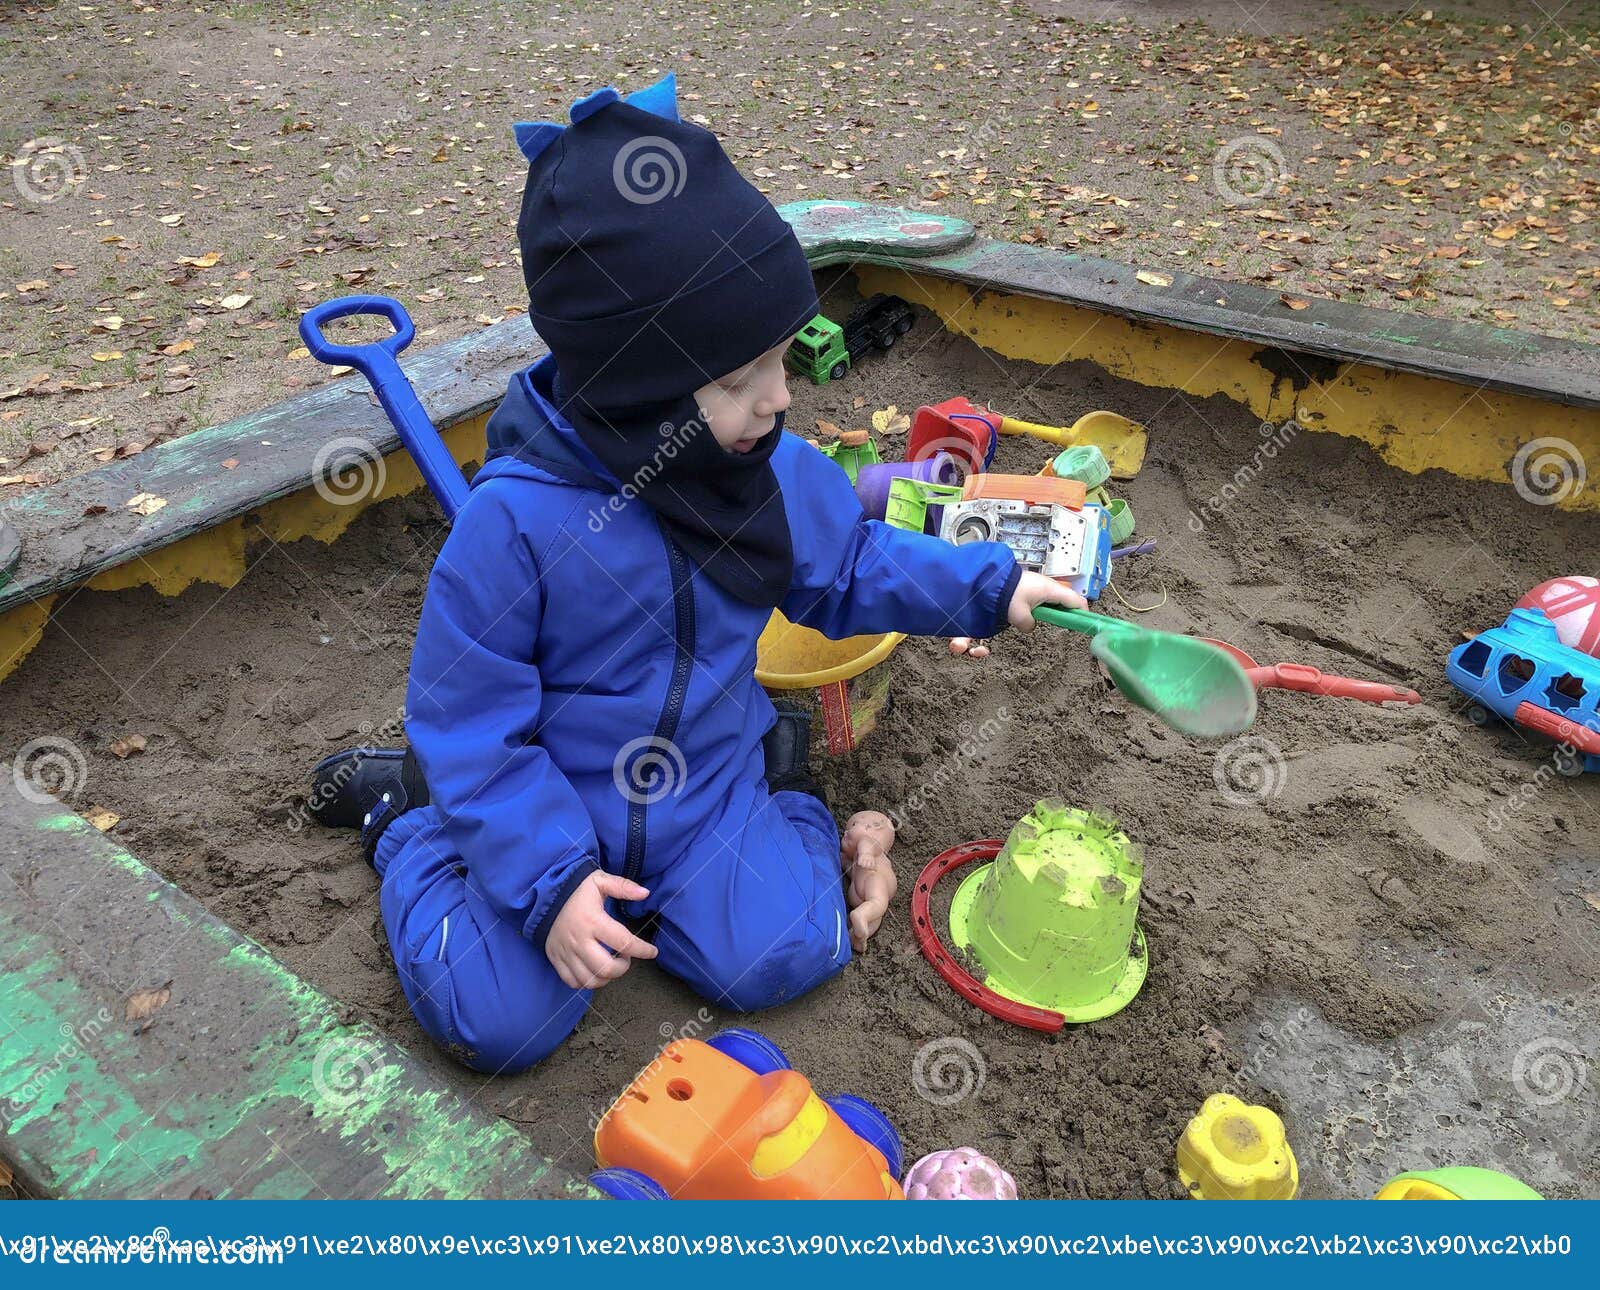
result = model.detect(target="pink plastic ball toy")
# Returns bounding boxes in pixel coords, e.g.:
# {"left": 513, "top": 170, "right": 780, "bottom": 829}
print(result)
{"left": 902, "top": 1148, "right": 1019, "bottom": 1200}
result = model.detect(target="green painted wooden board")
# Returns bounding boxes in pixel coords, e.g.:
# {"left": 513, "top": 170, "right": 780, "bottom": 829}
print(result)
{"left": 0, "top": 793, "right": 593, "bottom": 1199}
{"left": 1, "top": 199, "right": 1595, "bottom": 624}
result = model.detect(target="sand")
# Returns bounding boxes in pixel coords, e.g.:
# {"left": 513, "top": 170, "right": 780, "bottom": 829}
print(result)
{"left": 3, "top": 289, "right": 1596, "bottom": 1198}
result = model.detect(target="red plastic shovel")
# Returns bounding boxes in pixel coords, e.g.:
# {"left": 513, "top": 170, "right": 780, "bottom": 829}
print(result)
{"left": 1201, "top": 638, "right": 1421, "bottom": 706}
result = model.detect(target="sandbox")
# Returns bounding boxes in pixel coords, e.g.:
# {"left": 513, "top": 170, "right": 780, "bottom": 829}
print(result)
{"left": 1, "top": 203, "right": 1595, "bottom": 1199}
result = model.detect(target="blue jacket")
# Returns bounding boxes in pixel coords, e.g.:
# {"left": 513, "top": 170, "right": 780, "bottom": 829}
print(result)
{"left": 405, "top": 355, "right": 1020, "bottom": 948}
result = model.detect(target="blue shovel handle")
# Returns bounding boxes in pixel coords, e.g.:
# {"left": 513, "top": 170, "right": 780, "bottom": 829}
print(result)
{"left": 298, "top": 295, "right": 469, "bottom": 520}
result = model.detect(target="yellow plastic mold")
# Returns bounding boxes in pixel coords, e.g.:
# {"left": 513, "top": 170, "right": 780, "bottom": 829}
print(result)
{"left": 1177, "top": 1094, "right": 1299, "bottom": 1200}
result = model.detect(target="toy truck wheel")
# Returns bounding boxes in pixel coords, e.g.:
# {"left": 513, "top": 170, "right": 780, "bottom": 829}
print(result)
{"left": 825, "top": 1094, "right": 903, "bottom": 1179}
{"left": 829, "top": 360, "right": 849, "bottom": 382}
{"left": 894, "top": 314, "right": 913, "bottom": 335}
{"left": 706, "top": 1028, "right": 791, "bottom": 1074}
{"left": 1466, "top": 703, "right": 1493, "bottom": 727}
{"left": 876, "top": 330, "right": 896, "bottom": 350}
{"left": 1553, "top": 746, "right": 1585, "bottom": 778}
{"left": 589, "top": 1167, "right": 670, "bottom": 1200}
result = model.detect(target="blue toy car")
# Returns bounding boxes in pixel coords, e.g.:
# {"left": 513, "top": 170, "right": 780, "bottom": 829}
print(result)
{"left": 1446, "top": 608, "right": 1600, "bottom": 776}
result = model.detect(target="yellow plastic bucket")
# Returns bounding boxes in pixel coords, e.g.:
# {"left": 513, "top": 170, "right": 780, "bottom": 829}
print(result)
{"left": 755, "top": 612, "right": 903, "bottom": 757}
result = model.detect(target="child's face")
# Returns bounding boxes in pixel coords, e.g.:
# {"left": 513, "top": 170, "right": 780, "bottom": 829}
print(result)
{"left": 695, "top": 339, "right": 793, "bottom": 455}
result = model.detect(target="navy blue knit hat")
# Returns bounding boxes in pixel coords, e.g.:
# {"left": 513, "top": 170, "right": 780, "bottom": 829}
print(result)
{"left": 513, "top": 74, "right": 818, "bottom": 412}
{"left": 507, "top": 76, "right": 813, "bottom": 607}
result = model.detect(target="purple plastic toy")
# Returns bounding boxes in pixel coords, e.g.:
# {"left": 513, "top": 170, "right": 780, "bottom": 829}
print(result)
{"left": 855, "top": 452, "right": 961, "bottom": 530}
{"left": 902, "top": 1148, "right": 1019, "bottom": 1200}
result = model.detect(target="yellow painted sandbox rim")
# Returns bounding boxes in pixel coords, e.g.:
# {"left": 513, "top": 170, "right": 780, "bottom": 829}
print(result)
{"left": 755, "top": 611, "right": 905, "bottom": 690}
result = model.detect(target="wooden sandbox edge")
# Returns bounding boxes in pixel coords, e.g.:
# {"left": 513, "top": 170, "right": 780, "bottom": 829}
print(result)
{"left": 0, "top": 791, "right": 595, "bottom": 1200}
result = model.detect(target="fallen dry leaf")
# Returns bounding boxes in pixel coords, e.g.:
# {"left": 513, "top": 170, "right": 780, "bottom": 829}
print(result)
{"left": 91, "top": 315, "right": 124, "bottom": 333}
{"left": 85, "top": 806, "right": 120, "bottom": 831}
{"left": 1279, "top": 294, "right": 1311, "bottom": 310}
{"left": 1580, "top": 891, "right": 1600, "bottom": 914}
{"left": 871, "top": 405, "right": 910, "bottom": 436}
{"left": 222, "top": 457, "right": 239, "bottom": 469}
{"left": 125, "top": 492, "right": 168, "bottom": 516}
{"left": 161, "top": 339, "right": 195, "bottom": 356}
{"left": 91, "top": 351, "right": 123, "bottom": 362}
{"left": 1135, "top": 269, "right": 1173, "bottom": 287}
{"left": 110, "top": 734, "right": 147, "bottom": 759}
{"left": 178, "top": 251, "right": 220, "bottom": 268}
{"left": 814, "top": 419, "right": 843, "bottom": 439}
{"left": 218, "top": 293, "right": 252, "bottom": 311}
{"left": 125, "top": 981, "right": 172, "bottom": 1031}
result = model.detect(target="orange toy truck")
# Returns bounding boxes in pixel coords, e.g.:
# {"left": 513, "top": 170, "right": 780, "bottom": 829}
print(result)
{"left": 590, "top": 1029, "right": 905, "bottom": 1199}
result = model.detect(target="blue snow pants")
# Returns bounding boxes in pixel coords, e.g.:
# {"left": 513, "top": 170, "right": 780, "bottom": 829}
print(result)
{"left": 373, "top": 786, "right": 851, "bottom": 1073}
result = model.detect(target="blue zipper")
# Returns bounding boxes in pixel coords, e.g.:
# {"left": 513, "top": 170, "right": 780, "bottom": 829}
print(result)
{"left": 623, "top": 527, "right": 696, "bottom": 886}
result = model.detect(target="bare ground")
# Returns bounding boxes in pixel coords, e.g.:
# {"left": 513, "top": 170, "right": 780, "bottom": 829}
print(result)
{"left": 1, "top": 0, "right": 1597, "bottom": 483}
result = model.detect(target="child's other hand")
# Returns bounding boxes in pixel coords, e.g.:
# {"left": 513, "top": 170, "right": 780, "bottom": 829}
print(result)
{"left": 1006, "top": 571, "right": 1086, "bottom": 631}
{"left": 544, "top": 870, "right": 658, "bottom": 991}
{"left": 948, "top": 636, "right": 990, "bottom": 660}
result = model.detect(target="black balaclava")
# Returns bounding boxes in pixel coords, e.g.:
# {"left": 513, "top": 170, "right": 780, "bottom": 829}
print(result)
{"left": 510, "top": 75, "right": 819, "bottom": 607}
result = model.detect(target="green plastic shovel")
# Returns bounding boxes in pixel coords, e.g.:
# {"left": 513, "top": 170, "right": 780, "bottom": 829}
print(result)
{"left": 1033, "top": 605, "right": 1257, "bottom": 738}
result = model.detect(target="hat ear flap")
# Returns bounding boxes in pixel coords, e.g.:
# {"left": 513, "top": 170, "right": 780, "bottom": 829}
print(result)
{"left": 568, "top": 86, "right": 620, "bottom": 124}
{"left": 624, "top": 72, "right": 679, "bottom": 123}
{"left": 516, "top": 74, "right": 680, "bottom": 162}
{"left": 513, "top": 119, "right": 563, "bottom": 165}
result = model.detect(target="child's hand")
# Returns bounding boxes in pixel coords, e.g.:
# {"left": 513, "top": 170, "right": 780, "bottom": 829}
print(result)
{"left": 1006, "top": 571, "right": 1086, "bottom": 631}
{"left": 545, "top": 870, "right": 658, "bottom": 991}
{"left": 949, "top": 573, "right": 1088, "bottom": 659}
{"left": 841, "top": 811, "right": 898, "bottom": 952}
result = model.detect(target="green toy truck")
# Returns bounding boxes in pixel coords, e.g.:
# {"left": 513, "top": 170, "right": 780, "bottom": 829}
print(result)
{"left": 785, "top": 294, "right": 914, "bottom": 385}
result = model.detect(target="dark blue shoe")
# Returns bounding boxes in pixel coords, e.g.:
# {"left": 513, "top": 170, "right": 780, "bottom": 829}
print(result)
{"left": 763, "top": 703, "right": 823, "bottom": 803}
{"left": 306, "top": 746, "right": 414, "bottom": 829}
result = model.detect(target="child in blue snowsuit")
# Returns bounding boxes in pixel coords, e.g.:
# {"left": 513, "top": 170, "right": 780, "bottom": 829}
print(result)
{"left": 311, "top": 75, "right": 1082, "bottom": 1074}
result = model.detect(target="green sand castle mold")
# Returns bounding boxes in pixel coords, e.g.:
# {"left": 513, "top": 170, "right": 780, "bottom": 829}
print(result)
{"left": 949, "top": 800, "right": 1147, "bottom": 1023}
